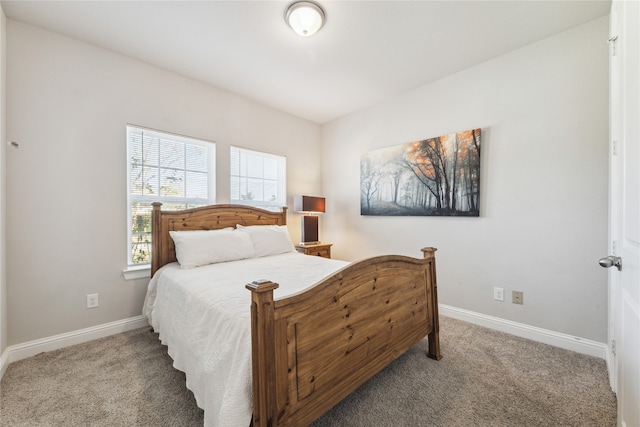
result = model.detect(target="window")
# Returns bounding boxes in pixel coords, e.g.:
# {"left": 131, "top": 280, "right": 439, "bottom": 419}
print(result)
{"left": 230, "top": 146, "right": 286, "bottom": 209}
{"left": 127, "top": 125, "right": 215, "bottom": 266}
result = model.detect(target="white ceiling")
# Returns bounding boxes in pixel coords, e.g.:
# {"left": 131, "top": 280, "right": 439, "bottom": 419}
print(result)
{"left": 2, "top": 0, "right": 611, "bottom": 124}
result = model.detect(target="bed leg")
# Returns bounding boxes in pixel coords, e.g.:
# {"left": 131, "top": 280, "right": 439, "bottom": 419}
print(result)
{"left": 422, "top": 247, "right": 443, "bottom": 361}
{"left": 246, "top": 280, "right": 280, "bottom": 427}
{"left": 427, "top": 313, "right": 443, "bottom": 361}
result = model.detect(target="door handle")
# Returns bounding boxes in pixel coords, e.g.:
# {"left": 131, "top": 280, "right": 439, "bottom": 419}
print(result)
{"left": 599, "top": 255, "right": 622, "bottom": 271}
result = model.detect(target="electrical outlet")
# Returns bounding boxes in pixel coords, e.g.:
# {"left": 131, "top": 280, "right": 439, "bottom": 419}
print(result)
{"left": 493, "top": 287, "right": 504, "bottom": 301}
{"left": 512, "top": 291, "right": 523, "bottom": 305}
{"left": 87, "top": 293, "right": 99, "bottom": 309}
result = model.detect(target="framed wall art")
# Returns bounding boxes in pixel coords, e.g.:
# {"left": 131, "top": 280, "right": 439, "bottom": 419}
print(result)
{"left": 361, "top": 128, "right": 481, "bottom": 216}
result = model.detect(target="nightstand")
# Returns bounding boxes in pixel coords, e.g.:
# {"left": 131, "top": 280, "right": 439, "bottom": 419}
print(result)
{"left": 295, "top": 243, "right": 332, "bottom": 259}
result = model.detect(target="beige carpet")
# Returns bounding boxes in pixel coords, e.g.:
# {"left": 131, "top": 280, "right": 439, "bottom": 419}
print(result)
{"left": 1, "top": 316, "right": 616, "bottom": 426}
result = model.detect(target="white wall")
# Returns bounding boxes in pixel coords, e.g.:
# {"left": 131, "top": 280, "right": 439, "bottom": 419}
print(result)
{"left": 5, "top": 21, "right": 321, "bottom": 346}
{"left": 321, "top": 17, "right": 610, "bottom": 343}
{"left": 4, "top": 15, "right": 611, "bottom": 350}
{"left": 0, "top": 6, "right": 7, "bottom": 362}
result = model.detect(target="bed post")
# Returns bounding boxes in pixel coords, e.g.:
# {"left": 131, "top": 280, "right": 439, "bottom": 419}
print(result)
{"left": 421, "top": 247, "right": 442, "bottom": 360}
{"left": 151, "top": 202, "right": 163, "bottom": 277}
{"left": 246, "top": 280, "right": 279, "bottom": 427}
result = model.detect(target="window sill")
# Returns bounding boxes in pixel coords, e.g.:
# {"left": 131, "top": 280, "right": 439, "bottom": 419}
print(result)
{"left": 122, "top": 265, "right": 151, "bottom": 281}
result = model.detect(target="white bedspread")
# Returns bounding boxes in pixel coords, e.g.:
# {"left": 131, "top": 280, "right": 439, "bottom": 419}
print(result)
{"left": 143, "top": 252, "right": 348, "bottom": 427}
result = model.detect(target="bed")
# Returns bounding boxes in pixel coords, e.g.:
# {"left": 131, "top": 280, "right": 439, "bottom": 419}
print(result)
{"left": 144, "top": 202, "right": 441, "bottom": 427}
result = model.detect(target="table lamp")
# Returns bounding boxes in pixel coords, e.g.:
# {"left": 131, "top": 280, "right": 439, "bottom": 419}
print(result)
{"left": 294, "top": 195, "right": 325, "bottom": 246}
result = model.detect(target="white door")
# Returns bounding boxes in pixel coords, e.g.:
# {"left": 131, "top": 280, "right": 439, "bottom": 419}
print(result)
{"left": 607, "top": 2, "right": 640, "bottom": 426}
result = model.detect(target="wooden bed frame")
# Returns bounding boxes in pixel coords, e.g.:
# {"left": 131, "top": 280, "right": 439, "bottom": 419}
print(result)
{"left": 151, "top": 202, "right": 441, "bottom": 427}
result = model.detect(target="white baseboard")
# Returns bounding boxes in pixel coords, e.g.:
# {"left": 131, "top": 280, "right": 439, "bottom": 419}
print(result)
{"left": 0, "top": 315, "right": 149, "bottom": 380}
{"left": 439, "top": 304, "right": 608, "bottom": 359}
{"left": 1, "top": 308, "right": 608, "bottom": 381}
{"left": 0, "top": 346, "right": 9, "bottom": 380}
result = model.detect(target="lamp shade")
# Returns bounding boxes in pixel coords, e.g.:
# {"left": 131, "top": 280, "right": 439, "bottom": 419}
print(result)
{"left": 294, "top": 195, "right": 325, "bottom": 213}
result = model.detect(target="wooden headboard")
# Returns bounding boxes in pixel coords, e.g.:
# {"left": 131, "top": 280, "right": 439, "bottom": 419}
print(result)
{"left": 151, "top": 203, "right": 288, "bottom": 276}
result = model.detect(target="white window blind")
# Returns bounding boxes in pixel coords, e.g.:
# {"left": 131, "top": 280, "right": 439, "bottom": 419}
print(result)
{"left": 230, "top": 146, "right": 286, "bottom": 209}
{"left": 127, "top": 125, "right": 215, "bottom": 266}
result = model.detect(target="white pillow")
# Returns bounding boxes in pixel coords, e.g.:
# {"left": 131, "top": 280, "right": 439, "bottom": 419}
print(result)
{"left": 169, "top": 228, "right": 255, "bottom": 269}
{"left": 236, "top": 224, "right": 296, "bottom": 258}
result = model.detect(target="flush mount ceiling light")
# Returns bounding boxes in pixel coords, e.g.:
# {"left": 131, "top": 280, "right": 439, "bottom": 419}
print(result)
{"left": 285, "top": 1, "right": 326, "bottom": 37}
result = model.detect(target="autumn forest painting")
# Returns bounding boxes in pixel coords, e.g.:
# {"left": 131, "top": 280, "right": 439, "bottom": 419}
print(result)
{"left": 361, "top": 128, "right": 481, "bottom": 216}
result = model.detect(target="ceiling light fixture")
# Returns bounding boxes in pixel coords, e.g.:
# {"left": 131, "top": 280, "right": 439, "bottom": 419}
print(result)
{"left": 285, "top": 1, "right": 326, "bottom": 37}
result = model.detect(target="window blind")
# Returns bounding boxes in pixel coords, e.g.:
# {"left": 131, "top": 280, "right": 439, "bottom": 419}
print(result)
{"left": 127, "top": 125, "right": 215, "bottom": 265}
{"left": 230, "top": 146, "right": 286, "bottom": 208}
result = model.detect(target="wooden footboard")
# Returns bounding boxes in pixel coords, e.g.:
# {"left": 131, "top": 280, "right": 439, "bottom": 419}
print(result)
{"left": 246, "top": 247, "right": 441, "bottom": 427}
